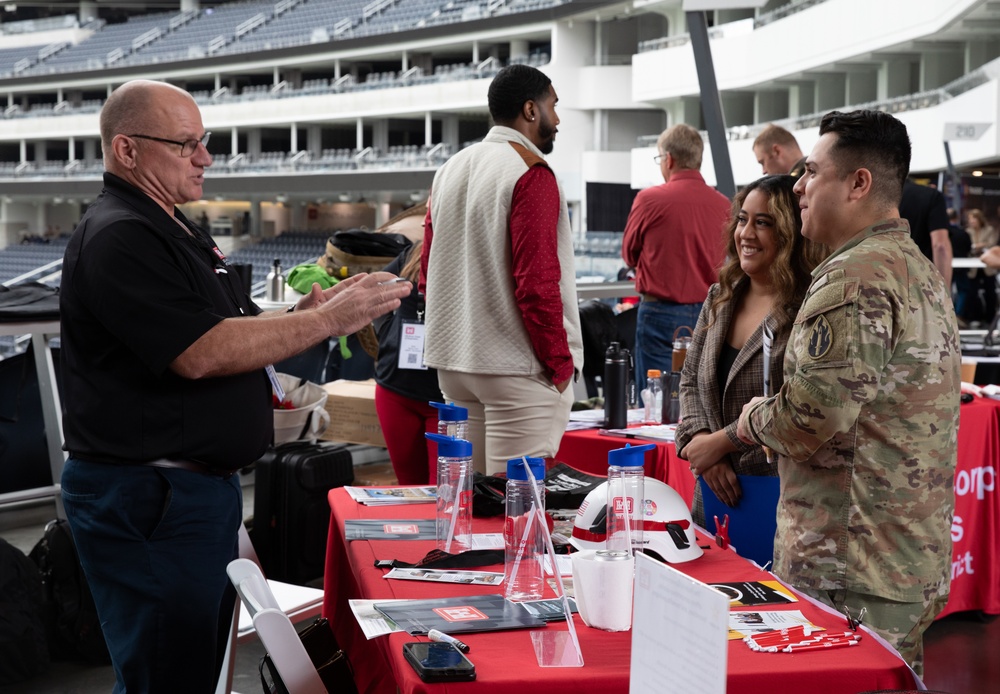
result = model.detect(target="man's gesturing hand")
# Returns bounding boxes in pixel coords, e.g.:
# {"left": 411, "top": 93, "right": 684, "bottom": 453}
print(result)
{"left": 313, "top": 272, "right": 410, "bottom": 337}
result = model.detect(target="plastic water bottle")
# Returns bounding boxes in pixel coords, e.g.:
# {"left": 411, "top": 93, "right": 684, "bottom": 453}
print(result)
{"left": 503, "top": 456, "right": 547, "bottom": 602}
{"left": 265, "top": 257, "right": 285, "bottom": 302}
{"left": 606, "top": 443, "right": 654, "bottom": 555}
{"left": 643, "top": 369, "right": 662, "bottom": 423}
{"left": 604, "top": 342, "right": 630, "bottom": 429}
{"left": 430, "top": 402, "right": 468, "bottom": 441}
{"left": 425, "top": 433, "right": 473, "bottom": 553}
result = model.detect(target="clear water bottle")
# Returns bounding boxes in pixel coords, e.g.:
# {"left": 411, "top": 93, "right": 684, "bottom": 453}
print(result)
{"left": 265, "top": 257, "right": 285, "bottom": 302}
{"left": 643, "top": 369, "right": 662, "bottom": 423}
{"left": 503, "top": 456, "right": 546, "bottom": 602}
{"left": 430, "top": 402, "right": 468, "bottom": 441}
{"left": 425, "top": 433, "right": 473, "bottom": 553}
{"left": 606, "top": 443, "right": 654, "bottom": 555}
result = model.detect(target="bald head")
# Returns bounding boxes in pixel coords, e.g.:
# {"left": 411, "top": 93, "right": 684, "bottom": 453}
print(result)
{"left": 99, "top": 80, "right": 212, "bottom": 213}
{"left": 100, "top": 81, "right": 195, "bottom": 168}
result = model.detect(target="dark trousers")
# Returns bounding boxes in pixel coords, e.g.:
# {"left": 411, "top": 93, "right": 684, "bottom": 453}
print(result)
{"left": 61, "top": 458, "right": 242, "bottom": 694}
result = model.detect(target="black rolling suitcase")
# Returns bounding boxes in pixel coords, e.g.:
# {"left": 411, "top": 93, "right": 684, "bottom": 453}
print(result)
{"left": 251, "top": 440, "right": 355, "bottom": 585}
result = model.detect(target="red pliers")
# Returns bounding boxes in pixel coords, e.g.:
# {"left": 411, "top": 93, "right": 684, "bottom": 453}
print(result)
{"left": 714, "top": 514, "right": 730, "bottom": 550}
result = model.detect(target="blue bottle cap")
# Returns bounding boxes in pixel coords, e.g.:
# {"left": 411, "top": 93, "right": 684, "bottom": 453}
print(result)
{"left": 607, "top": 442, "right": 656, "bottom": 467}
{"left": 506, "top": 457, "right": 546, "bottom": 482}
{"left": 430, "top": 401, "right": 468, "bottom": 421}
{"left": 425, "top": 432, "right": 472, "bottom": 457}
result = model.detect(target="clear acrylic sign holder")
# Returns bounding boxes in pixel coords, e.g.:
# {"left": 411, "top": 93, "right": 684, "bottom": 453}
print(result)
{"left": 520, "top": 457, "right": 585, "bottom": 667}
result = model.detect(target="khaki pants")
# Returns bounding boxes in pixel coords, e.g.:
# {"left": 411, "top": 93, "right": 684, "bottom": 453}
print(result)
{"left": 797, "top": 586, "right": 948, "bottom": 679}
{"left": 438, "top": 370, "right": 573, "bottom": 475}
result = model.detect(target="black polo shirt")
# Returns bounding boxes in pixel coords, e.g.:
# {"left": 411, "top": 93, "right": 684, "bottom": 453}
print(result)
{"left": 898, "top": 180, "right": 949, "bottom": 263}
{"left": 60, "top": 173, "right": 272, "bottom": 469}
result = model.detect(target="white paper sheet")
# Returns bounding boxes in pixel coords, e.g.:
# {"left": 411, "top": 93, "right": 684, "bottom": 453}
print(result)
{"left": 630, "top": 553, "right": 728, "bottom": 694}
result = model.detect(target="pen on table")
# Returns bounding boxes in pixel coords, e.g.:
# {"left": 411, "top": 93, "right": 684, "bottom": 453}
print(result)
{"left": 378, "top": 277, "right": 409, "bottom": 285}
{"left": 427, "top": 628, "right": 470, "bottom": 653}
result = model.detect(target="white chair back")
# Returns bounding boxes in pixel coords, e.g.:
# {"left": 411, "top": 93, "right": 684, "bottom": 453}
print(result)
{"left": 226, "top": 558, "right": 327, "bottom": 694}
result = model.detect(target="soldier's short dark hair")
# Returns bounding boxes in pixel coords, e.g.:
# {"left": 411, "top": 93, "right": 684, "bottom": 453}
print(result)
{"left": 819, "top": 110, "right": 911, "bottom": 208}
{"left": 487, "top": 65, "right": 552, "bottom": 125}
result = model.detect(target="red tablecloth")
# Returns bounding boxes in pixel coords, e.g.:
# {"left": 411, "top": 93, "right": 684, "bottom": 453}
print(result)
{"left": 555, "top": 430, "right": 695, "bottom": 506}
{"left": 939, "top": 397, "right": 1000, "bottom": 617}
{"left": 323, "top": 488, "right": 917, "bottom": 694}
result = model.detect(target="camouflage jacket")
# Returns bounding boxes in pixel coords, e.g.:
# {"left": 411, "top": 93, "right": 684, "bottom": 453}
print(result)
{"left": 741, "top": 218, "right": 961, "bottom": 602}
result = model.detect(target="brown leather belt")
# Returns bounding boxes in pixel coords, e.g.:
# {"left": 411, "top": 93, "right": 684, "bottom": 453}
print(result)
{"left": 641, "top": 294, "right": 677, "bottom": 304}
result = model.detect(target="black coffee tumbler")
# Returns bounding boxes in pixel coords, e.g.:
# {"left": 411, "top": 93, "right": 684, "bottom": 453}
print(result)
{"left": 604, "top": 341, "right": 629, "bottom": 429}
{"left": 662, "top": 371, "right": 681, "bottom": 424}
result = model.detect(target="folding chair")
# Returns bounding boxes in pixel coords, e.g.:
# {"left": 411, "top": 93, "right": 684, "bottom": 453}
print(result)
{"left": 215, "top": 524, "right": 324, "bottom": 693}
{"left": 227, "top": 557, "right": 327, "bottom": 694}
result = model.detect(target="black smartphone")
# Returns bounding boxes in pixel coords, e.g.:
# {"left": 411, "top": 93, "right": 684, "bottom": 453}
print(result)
{"left": 402, "top": 641, "right": 476, "bottom": 682}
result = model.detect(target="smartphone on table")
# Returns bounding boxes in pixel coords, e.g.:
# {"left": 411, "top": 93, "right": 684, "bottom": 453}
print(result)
{"left": 402, "top": 641, "right": 476, "bottom": 682}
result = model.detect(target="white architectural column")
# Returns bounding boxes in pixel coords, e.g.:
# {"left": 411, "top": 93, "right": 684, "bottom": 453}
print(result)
{"left": 754, "top": 91, "right": 788, "bottom": 124}
{"left": 878, "top": 58, "right": 912, "bottom": 100}
{"left": 356, "top": 118, "right": 364, "bottom": 151}
{"left": 846, "top": 69, "right": 877, "bottom": 106}
{"left": 425, "top": 112, "right": 432, "bottom": 147}
{"left": 373, "top": 120, "right": 388, "bottom": 152}
{"left": 290, "top": 125, "right": 298, "bottom": 153}
{"left": 510, "top": 39, "right": 528, "bottom": 60}
{"left": 83, "top": 139, "right": 97, "bottom": 161}
{"left": 19, "top": 140, "right": 26, "bottom": 163}
{"left": 307, "top": 125, "right": 322, "bottom": 155}
{"left": 442, "top": 114, "right": 458, "bottom": 152}
{"left": 247, "top": 129, "right": 262, "bottom": 158}
{"left": 921, "top": 50, "right": 964, "bottom": 90}
{"left": 68, "top": 137, "right": 76, "bottom": 161}
{"left": 231, "top": 128, "right": 239, "bottom": 157}
{"left": 78, "top": 1, "right": 97, "bottom": 22}
{"left": 815, "top": 73, "right": 846, "bottom": 113}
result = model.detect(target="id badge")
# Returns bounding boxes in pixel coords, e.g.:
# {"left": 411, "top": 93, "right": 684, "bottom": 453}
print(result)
{"left": 398, "top": 320, "right": 428, "bottom": 370}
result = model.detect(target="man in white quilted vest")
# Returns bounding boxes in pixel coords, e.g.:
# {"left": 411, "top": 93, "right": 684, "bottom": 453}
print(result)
{"left": 420, "top": 64, "right": 583, "bottom": 475}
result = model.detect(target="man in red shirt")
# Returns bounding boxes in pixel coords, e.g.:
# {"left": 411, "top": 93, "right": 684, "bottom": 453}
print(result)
{"left": 622, "top": 124, "right": 730, "bottom": 383}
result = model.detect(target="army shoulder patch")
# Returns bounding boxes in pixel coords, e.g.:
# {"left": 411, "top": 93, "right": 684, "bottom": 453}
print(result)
{"left": 808, "top": 315, "right": 833, "bottom": 359}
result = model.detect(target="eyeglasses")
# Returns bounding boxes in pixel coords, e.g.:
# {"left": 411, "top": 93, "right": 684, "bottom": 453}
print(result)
{"left": 128, "top": 132, "right": 211, "bottom": 157}
{"left": 653, "top": 154, "right": 664, "bottom": 165}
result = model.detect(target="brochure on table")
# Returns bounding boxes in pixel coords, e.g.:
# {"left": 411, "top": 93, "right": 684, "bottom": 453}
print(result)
{"left": 374, "top": 594, "right": 546, "bottom": 635}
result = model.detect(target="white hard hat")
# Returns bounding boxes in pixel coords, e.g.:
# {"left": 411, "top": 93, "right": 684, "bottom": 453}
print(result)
{"left": 569, "top": 477, "right": 703, "bottom": 564}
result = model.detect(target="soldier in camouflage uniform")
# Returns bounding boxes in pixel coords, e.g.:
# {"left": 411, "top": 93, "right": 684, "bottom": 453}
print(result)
{"left": 737, "top": 110, "right": 961, "bottom": 678}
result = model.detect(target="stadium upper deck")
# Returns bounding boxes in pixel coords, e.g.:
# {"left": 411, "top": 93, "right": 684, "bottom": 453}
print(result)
{"left": 0, "top": 0, "right": 998, "bottom": 241}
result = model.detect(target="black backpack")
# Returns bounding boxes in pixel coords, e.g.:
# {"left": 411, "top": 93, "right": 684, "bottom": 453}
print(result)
{"left": 29, "top": 519, "right": 110, "bottom": 664}
{"left": 0, "top": 537, "right": 49, "bottom": 685}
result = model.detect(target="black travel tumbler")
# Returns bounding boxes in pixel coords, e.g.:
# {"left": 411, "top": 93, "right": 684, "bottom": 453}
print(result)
{"left": 662, "top": 371, "right": 682, "bottom": 424}
{"left": 603, "top": 341, "right": 630, "bottom": 429}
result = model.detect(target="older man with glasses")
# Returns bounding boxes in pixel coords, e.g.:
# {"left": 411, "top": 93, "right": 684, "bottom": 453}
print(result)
{"left": 58, "top": 80, "right": 410, "bottom": 693}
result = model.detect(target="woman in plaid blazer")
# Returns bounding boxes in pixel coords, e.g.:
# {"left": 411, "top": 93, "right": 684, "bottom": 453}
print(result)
{"left": 675, "top": 175, "right": 825, "bottom": 526}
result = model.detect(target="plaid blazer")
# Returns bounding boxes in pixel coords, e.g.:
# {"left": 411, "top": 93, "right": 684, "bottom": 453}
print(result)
{"left": 676, "top": 281, "right": 788, "bottom": 478}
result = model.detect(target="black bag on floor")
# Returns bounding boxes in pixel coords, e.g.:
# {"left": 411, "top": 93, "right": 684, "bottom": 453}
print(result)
{"left": 258, "top": 617, "right": 357, "bottom": 694}
{"left": 0, "top": 538, "right": 49, "bottom": 685}
{"left": 252, "top": 441, "right": 355, "bottom": 585}
{"left": 29, "top": 519, "right": 110, "bottom": 664}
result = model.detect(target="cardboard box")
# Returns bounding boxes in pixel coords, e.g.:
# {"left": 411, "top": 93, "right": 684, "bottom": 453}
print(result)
{"left": 320, "top": 379, "right": 386, "bottom": 448}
